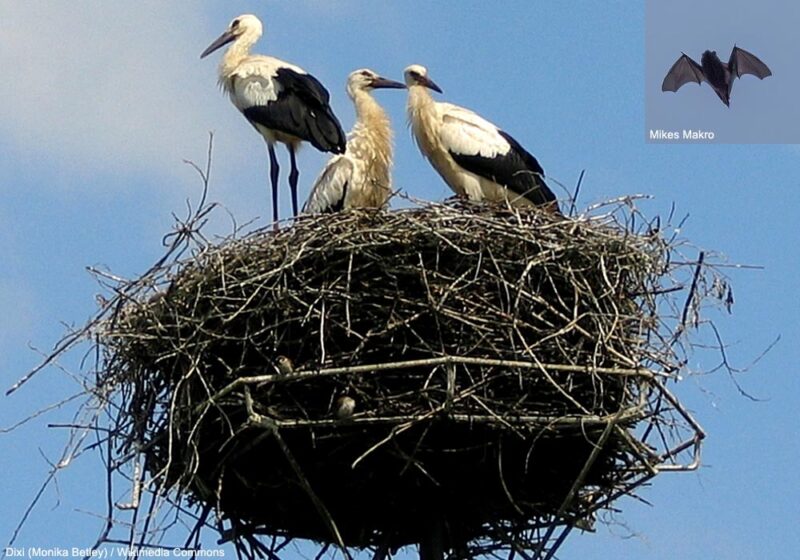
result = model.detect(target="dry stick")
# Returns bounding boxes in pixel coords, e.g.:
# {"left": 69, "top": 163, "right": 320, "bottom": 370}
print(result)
{"left": 116, "top": 456, "right": 142, "bottom": 510}
{"left": 195, "top": 357, "right": 656, "bottom": 415}
{"left": 8, "top": 399, "right": 106, "bottom": 555}
{"left": 672, "top": 250, "right": 705, "bottom": 346}
{"left": 132, "top": 477, "right": 161, "bottom": 554}
{"left": 648, "top": 376, "right": 706, "bottom": 470}
{"left": 6, "top": 324, "right": 99, "bottom": 396}
{"left": 534, "top": 405, "right": 627, "bottom": 560}
{"left": 314, "top": 544, "right": 331, "bottom": 560}
{"left": 183, "top": 506, "right": 213, "bottom": 552}
{"left": 269, "top": 409, "right": 644, "bottom": 430}
{"left": 2, "top": 392, "right": 86, "bottom": 433}
{"left": 319, "top": 299, "right": 327, "bottom": 364}
{"left": 97, "top": 541, "right": 178, "bottom": 551}
{"left": 82, "top": 421, "right": 116, "bottom": 560}
{"left": 255, "top": 418, "right": 350, "bottom": 559}
{"left": 580, "top": 378, "right": 707, "bottom": 518}
{"left": 350, "top": 381, "right": 486, "bottom": 469}
{"left": 541, "top": 527, "right": 572, "bottom": 560}
{"left": 497, "top": 438, "right": 525, "bottom": 516}
{"left": 243, "top": 389, "right": 350, "bottom": 560}
{"left": 182, "top": 131, "right": 214, "bottom": 212}
{"left": 568, "top": 169, "right": 586, "bottom": 218}
{"left": 585, "top": 471, "right": 658, "bottom": 521}
{"left": 706, "top": 320, "right": 764, "bottom": 402}
{"left": 468, "top": 394, "right": 524, "bottom": 438}
{"left": 521, "top": 339, "right": 592, "bottom": 416}
{"left": 648, "top": 368, "right": 706, "bottom": 468}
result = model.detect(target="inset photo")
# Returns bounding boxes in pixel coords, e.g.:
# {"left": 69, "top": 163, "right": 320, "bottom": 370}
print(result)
{"left": 646, "top": 0, "right": 799, "bottom": 143}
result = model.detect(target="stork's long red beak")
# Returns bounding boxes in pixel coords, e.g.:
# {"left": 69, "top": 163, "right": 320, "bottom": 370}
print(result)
{"left": 201, "top": 30, "right": 236, "bottom": 59}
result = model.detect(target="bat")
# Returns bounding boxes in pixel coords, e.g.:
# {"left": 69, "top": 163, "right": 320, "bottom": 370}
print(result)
{"left": 661, "top": 46, "right": 772, "bottom": 106}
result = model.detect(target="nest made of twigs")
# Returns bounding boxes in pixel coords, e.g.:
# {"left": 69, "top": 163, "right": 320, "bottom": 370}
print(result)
{"left": 97, "top": 200, "right": 711, "bottom": 557}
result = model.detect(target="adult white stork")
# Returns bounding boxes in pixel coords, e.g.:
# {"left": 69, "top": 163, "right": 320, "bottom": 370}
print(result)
{"left": 201, "top": 14, "right": 346, "bottom": 225}
{"left": 404, "top": 65, "right": 560, "bottom": 213}
{"left": 303, "top": 69, "right": 405, "bottom": 214}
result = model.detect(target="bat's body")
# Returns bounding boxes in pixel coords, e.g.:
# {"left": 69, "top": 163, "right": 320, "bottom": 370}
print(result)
{"left": 661, "top": 46, "right": 772, "bottom": 106}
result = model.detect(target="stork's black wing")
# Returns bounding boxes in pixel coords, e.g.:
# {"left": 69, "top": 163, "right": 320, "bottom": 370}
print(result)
{"left": 243, "top": 68, "right": 346, "bottom": 154}
{"left": 450, "top": 130, "right": 559, "bottom": 209}
{"left": 662, "top": 54, "right": 706, "bottom": 92}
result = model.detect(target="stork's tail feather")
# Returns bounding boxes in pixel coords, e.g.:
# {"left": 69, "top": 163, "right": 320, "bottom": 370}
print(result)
{"left": 525, "top": 177, "right": 561, "bottom": 214}
{"left": 307, "top": 108, "right": 347, "bottom": 154}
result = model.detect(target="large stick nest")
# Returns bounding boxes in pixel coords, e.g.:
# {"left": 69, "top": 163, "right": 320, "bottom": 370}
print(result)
{"left": 96, "top": 199, "right": 714, "bottom": 557}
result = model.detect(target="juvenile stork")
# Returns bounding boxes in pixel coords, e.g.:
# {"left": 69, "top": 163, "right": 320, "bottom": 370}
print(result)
{"left": 201, "top": 14, "right": 346, "bottom": 225}
{"left": 404, "top": 65, "right": 560, "bottom": 213}
{"left": 303, "top": 69, "right": 405, "bottom": 214}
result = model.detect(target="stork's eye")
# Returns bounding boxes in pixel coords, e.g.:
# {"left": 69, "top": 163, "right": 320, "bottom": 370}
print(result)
{"left": 231, "top": 19, "right": 240, "bottom": 29}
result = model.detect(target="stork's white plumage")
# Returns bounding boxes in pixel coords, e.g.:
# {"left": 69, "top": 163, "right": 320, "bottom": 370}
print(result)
{"left": 303, "top": 69, "right": 405, "bottom": 214}
{"left": 201, "top": 14, "right": 346, "bottom": 226}
{"left": 404, "top": 65, "right": 559, "bottom": 213}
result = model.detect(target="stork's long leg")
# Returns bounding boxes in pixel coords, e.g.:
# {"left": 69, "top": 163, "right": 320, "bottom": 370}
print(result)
{"left": 267, "top": 143, "right": 280, "bottom": 228}
{"left": 288, "top": 144, "right": 300, "bottom": 217}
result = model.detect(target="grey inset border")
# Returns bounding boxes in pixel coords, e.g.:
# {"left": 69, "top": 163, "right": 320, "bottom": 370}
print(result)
{"left": 645, "top": 0, "right": 799, "bottom": 144}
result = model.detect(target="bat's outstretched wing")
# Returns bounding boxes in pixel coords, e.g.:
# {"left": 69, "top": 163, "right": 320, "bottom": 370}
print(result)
{"left": 727, "top": 46, "right": 771, "bottom": 98}
{"left": 662, "top": 54, "right": 706, "bottom": 92}
{"left": 729, "top": 46, "right": 772, "bottom": 79}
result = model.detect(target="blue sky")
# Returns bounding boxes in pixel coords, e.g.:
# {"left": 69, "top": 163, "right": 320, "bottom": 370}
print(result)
{"left": 1, "top": 1, "right": 799, "bottom": 559}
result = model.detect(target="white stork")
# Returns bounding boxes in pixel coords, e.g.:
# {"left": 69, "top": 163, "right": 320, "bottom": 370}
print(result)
{"left": 404, "top": 65, "right": 560, "bottom": 213}
{"left": 201, "top": 14, "right": 346, "bottom": 225}
{"left": 303, "top": 69, "right": 405, "bottom": 214}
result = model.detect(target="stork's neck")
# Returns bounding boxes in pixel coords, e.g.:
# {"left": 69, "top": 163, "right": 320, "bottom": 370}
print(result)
{"left": 350, "top": 92, "right": 392, "bottom": 151}
{"left": 407, "top": 85, "right": 436, "bottom": 118}
{"left": 349, "top": 90, "right": 394, "bottom": 188}
{"left": 219, "top": 33, "right": 258, "bottom": 80}
{"left": 351, "top": 91, "right": 391, "bottom": 142}
{"left": 406, "top": 85, "right": 439, "bottom": 158}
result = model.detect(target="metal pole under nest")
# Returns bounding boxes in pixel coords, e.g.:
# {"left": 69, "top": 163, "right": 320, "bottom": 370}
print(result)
{"left": 418, "top": 516, "right": 445, "bottom": 560}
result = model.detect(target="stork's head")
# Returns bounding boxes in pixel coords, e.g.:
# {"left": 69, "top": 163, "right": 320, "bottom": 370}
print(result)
{"left": 346, "top": 69, "right": 406, "bottom": 99}
{"left": 403, "top": 65, "right": 443, "bottom": 93}
{"left": 201, "top": 14, "right": 263, "bottom": 59}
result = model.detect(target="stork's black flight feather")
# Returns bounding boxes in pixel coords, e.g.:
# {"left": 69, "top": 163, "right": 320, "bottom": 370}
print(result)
{"left": 449, "top": 130, "right": 558, "bottom": 208}
{"left": 661, "top": 46, "right": 771, "bottom": 106}
{"left": 242, "top": 68, "right": 346, "bottom": 153}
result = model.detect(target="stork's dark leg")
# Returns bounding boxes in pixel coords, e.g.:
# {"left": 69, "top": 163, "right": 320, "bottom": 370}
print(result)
{"left": 266, "top": 143, "right": 281, "bottom": 230}
{"left": 288, "top": 144, "right": 300, "bottom": 217}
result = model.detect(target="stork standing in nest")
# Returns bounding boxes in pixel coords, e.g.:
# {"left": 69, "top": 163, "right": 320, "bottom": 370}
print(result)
{"left": 201, "top": 14, "right": 346, "bottom": 226}
{"left": 304, "top": 69, "right": 405, "bottom": 213}
{"left": 404, "top": 64, "right": 560, "bottom": 213}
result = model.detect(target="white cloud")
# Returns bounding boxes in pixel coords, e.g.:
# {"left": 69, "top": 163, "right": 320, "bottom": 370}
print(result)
{"left": 0, "top": 2, "right": 245, "bottom": 190}
{"left": 0, "top": 2, "right": 416, "bottom": 223}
